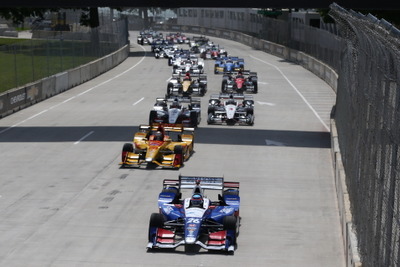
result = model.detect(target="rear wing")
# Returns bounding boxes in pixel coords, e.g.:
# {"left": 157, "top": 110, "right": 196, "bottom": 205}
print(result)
{"left": 211, "top": 93, "right": 253, "bottom": 101}
{"left": 179, "top": 72, "right": 200, "bottom": 78}
{"left": 139, "top": 123, "right": 195, "bottom": 133}
{"left": 165, "top": 96, "right": 193, "bottom": 103}
{"left": 162, "top": 175, "right": 239, "bottom": 191}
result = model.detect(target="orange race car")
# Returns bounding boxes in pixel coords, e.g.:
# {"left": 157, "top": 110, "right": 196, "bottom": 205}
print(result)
{"left": 120, "top": 123, "right": 195, "bottom": 169}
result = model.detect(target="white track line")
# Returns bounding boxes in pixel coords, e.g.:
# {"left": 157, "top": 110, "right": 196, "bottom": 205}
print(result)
{"left": 74, "top": 131, "right": 94, "bottom": 145}
{"left": 250, "top": 55, "right": 329, "bottom": 131}
{"left": 0, "top": 45, "right": 147, "bottom": 135}
{"left": 133, "top": 97, "right": 144, "bottom": 106}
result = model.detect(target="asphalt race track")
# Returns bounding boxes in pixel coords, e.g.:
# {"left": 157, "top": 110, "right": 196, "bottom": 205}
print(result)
{"left": 0, "top": 31, "right": 344, "bottom": 266}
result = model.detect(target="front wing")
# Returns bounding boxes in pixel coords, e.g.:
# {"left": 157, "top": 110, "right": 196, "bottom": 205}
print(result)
{"left": 147, "top": 227, "right": 235, "bottom": 252}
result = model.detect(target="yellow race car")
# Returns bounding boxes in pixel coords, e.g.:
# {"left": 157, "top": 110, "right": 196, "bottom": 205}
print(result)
{"left": 120, "top": 123, "right": 195, "bottom": 169}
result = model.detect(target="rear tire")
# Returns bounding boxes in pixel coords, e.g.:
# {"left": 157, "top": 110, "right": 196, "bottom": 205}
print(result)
{"left": 221, "top": 80, "right": 227, "bottom": 93}
{"left": 149, "top": 110, "right": 158, "bottom": 125}
{"left": 253, "top": 82, "right": 258, "bottom": 93}
{"left": 167, "top": 84, "right": 173, "bottom": 97}
{"left": 190, "top": 111, "right": 198, "bottom": 127}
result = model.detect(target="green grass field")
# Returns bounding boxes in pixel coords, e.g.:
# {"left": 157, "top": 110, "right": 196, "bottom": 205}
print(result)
{"left": 0, "top": 38, "right": 97, "bottom": 93}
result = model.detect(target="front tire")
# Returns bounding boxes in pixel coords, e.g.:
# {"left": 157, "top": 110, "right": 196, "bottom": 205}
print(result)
{"left": 173, "top": 145, "right": 184, "bottom": 167}
{"left": 149, "top": 213, "right": 164, "bottom": 228}
{"left": 207, "top": 113, "right": 214, "bottom": 124}
{"left": 122, "top": 143, "right": 133, "bottom": 162}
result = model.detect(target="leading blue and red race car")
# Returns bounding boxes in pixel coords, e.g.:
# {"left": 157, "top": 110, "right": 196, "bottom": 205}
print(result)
{"left": 147, "top": 175, "right": 240, "bottom": 254}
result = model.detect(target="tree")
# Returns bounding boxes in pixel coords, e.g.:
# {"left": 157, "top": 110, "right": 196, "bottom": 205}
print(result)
{"left": 79, "top": 7, "right": 99, "bottom": 28}
{"left": 0, "top": 7, "right": 102, "bottom": 28}
{"left": 0, "top": 8, "right": 58, "bottom": 25}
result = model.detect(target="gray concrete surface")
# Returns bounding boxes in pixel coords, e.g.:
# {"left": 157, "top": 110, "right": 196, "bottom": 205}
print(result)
{"left": 0, "top": 31, "right": 344, "bottom": 266}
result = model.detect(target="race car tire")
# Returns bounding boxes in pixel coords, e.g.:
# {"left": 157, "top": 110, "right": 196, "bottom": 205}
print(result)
{"left": 168, "top": 58, "right": 172, "bottom": 66}
{"left": 221, "top": 80, "right": 227, "bottom": 93}
{"left": 223, "top": 216, "right": 237, "bottom": 231}
{"left": 223, "top": 190, "right": 239, "bottom": 197}
{"left": 246, "top": 114, "right": 254, "bottom": 126}
{"left": 122, "top": 143, "right": 133, "bottom": 152}
{"left": 149, "top": 213, "right": 164, "bottom": 228}
{"left": 199, "top": 85, "right": 206, "bottom": 96}
{"left": 167, "top": 84, "right": 173, "bottom": 97}
{"left": 162, "top": 188, "right": 180, "bottom": 202}
{"left": 122, "top": 143, "right": 133, "bottom": 162}
{"left": 174, "top": 145, "right": 183, "bottom": 154}
{"left": 162, "top": 187, "right": 179, "bottom": 195}
{"left": 253, "top": 82, "right": 258, "bottom": 93}
{"left": 214, "top": 64, "right": 219, "bottom": 74}
{"left": 223, "top": 216, "right": 238, "bottom": 247}
{"left": 207, "top": 106, "right": 215, "bottom": 114}
{"left": 173, "top": 145, "right": 184, "bottom": 166}
{"left": 190, "top": 111, "right": 198, "bottom": 127}
{"left": 207, "top": 113, "right": 214, "bottom": 124}
{"left": 247, "top": 107, "right": 254, "bottom": 115}
{"left": 149, "top": 110, "right": 158, "bottom": 125}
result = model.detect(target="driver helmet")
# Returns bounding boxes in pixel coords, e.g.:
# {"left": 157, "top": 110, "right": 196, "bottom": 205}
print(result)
{"left": 154, "top": 131, "right": 163, "bottom": 141}
{"left": 227, "top": 95, "right": 236, "bottom": 105}
{"left": 171, "top": 100, "right": 180, "bottom": 108}
{"left": 190, "top": 194, "right": 203, "bottom": 207}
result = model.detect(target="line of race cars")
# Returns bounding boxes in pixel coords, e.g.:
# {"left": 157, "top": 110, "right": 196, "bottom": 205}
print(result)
{"left": 120, "top": 31, "right": 263, "bottom": 254}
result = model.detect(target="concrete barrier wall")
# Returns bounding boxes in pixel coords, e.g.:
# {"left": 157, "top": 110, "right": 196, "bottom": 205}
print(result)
{"left": 0, "top": 44, "right": 129, "bottom": 118}
{"left": 331, "top": 119, "right": 362, "bottom": 267}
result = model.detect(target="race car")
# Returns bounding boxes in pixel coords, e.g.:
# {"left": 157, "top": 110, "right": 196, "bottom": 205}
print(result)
{"left": 120, "top": 123, "right": 194, "bottom": 169}
{"left": 200, "top": 44, "right": 227, "bottom": 60}
{"left": 221, "top": 70, "right": 258, "bottom": 93}
{"left": 214, "top": 57, "right": 244, "bottom": 74}
{"left": 189, "top": 36, "right": 210, "bottom": 48}
{"left": 147, "top": 175, "right": 240, "bottom": 253}
{"left": 166, "top": 32, "right": 190, "bottom": 44}
{"left": 167, "top": 73, "right": 207, "bottom": 97}
{"left": 168, "top": 49, "right": 191, "bottom": 66}
{"left": 137, "top": 30, "right": 162, "bottom": 45}
{"left": 172, "top": 56, "right": 204, "bottom": 75}
{"left": 207, "top": 93, "right": 254, "bottom": 125}
{"left": 149, "top": 96, "right": 201, "bottom": 127}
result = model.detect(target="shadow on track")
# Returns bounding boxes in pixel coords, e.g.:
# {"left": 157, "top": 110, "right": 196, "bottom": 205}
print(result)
{"left": 0, "top": 125, "right": 330, "bottom": 148}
